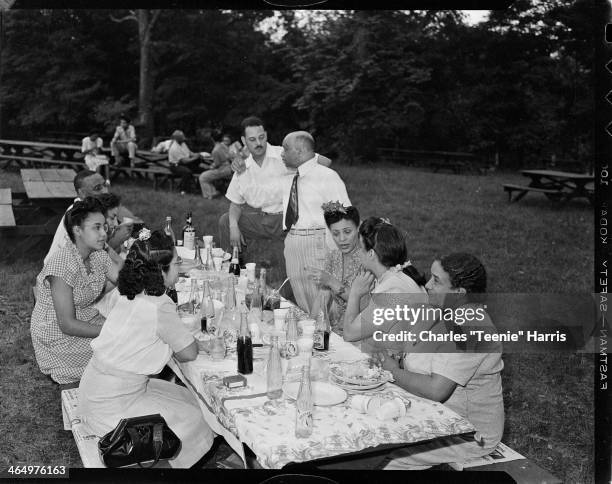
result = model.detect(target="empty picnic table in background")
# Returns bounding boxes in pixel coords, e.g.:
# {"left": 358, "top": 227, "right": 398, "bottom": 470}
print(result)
{"left": 0, "top": 168, "right": 76, "bottom": 261}
{"left": 502, "top": 169, "right": 594, "bottom": 206}
{"left": 376, "top": 148, "right": 490, "bottom": 174}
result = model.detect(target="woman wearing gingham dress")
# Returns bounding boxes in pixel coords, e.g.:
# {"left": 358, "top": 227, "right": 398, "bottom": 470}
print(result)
{"left": 30, "top": 198, "right": 119, "bottom": 385}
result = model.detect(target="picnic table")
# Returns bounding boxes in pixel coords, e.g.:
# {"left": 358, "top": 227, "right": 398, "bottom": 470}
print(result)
{"left": 502, "top": 169, "right": 594, "bottom": 205}
{"left": 168, "top": 301, "right": 475, "bottom": 469}
{"left": 376, "top": 148, "right": 488, "bottom": 174}
{"left": 0, "top": 168, "right": 76, "bottom": 261}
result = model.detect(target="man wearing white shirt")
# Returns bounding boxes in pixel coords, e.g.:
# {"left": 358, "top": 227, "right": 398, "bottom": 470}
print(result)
{"left": 218, "top": 116, "right": 332, "bottom": 253}
{"left": 281, "top": 130, "right": 351, "bottom": 314}
{"left": 81, "top": 132, "right": 109, "bottom": 179}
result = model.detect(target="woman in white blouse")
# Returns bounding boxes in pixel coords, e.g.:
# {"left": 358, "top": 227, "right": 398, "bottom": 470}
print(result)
{"left": 343, "top": 217, "right": 428, "bottom": 343}
{"left": 78, "top": 230, "right": 214, "bottom": 468}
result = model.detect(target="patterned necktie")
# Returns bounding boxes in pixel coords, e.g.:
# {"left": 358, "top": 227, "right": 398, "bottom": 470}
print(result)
{"left": 284, "top": 171, "right": 299, "bottom": 229}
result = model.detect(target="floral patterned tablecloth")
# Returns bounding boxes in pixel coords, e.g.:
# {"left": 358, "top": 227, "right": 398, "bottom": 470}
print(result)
{"left": 175, "top": 332, "right": 475, "bottom": 469}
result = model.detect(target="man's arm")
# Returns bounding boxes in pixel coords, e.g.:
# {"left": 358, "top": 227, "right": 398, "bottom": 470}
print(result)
{"left": 228, "top": 202, "right": 246, "bottom": 248}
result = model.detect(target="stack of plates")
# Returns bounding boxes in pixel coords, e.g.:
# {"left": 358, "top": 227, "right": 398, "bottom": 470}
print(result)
{"left": 329, "top": 364, "right": 391, "bottom": 392}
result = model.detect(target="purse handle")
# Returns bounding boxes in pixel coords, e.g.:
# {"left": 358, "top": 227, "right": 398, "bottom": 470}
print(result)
{"left": 133, "top": 423, "right": 164, "bottom": 469}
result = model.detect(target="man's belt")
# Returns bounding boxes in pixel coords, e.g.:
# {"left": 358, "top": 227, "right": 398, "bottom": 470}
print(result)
{"left": 288, "top": 227, "right": 327, "bottom": 236}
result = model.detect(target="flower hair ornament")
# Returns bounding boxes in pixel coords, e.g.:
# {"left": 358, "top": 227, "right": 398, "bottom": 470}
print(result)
{"left": 138, "top": 227, "right": 151, "bottom": 241}
{"left": 321, "top": 200, "right": 347, "bottom": 215}
{"left": 379, "top": 217, "right": 391, "bottom": 225}
{"left": 395, "top": 260, "right": 412, "bottom": 271}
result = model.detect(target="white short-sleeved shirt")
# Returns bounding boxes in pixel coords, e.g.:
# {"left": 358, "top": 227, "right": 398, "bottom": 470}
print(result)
{"left": 81, "top": 136, "right": 103, "bottom": 153}
{"left": 91, "top": 293, "right": 194, "bottom": 375}
{"left": 403, "top": 309, "right": 505, "bottom": 448}
{"left": 225, "top": 143, "right": 289, "bottom": 214}
{"left": 168, "top": 141, "right": 193, "bottom": 165}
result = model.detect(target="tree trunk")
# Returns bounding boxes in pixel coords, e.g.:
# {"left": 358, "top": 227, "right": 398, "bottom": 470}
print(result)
{"left": 137, "top": 9, "right": 155, "bottom": 148}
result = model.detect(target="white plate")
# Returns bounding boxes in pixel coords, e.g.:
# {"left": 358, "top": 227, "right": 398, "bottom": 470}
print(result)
{"left": 283, "top": 381, "right": 347, "bottom": 406}
{"left": 329, "top": 365, "right": 390, "bottom": 387}
{"left": 329, "top": 375, "right": 386, "bottom": 392}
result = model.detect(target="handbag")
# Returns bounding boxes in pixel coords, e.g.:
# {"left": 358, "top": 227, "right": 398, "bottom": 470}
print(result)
{"left": 98, "top": 414, "right": 181, "bottom": 468}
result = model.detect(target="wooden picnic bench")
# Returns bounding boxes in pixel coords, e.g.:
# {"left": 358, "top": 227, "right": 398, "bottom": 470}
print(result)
{"left": 502, "top": 170, "right": 594, "bottom": 206}
{"left": 0, "top": 169, "right": 76, "bottom": 261}
{"left": 377, "top": 148, "right": 488, "bottom": 174}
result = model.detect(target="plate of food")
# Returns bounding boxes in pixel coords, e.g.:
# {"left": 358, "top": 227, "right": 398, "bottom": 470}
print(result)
{"left": 329, "top": 374, "right": 386, "bottom": 392}
{"left": 329, "top": 362, "right": 393, "bottom": 387}
{"left": 283, "top": 381, "right": 347, "bottom": 406}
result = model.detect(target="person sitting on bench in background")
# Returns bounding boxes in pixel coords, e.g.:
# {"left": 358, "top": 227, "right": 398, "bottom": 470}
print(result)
{"left": 168, "top": 130, "right": 204, "bottom": 195}
{"left": 81, "top": 130, "right": 109, "bottom": 183}
{"left": 198, "top": 129, "right": 233, "bottom": 199}
{"left": 110, "top": 114, "right": 137, "bottom": 167}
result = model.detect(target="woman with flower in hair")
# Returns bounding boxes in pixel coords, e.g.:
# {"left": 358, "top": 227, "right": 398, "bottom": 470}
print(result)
{"left": 78, "top": 230, "right": 215, "bottom": 468}
{"left": 343, "top": 216, "right": 428, "bottom": 343}
{"left": 31, "top": 197, "right": 120, "bottom": 387}
{"left": 306, "top": 201, "right": 363, "bottom": 335}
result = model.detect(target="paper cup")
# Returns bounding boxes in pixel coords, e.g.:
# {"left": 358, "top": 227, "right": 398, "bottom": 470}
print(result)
{"left": 202, "top": 235, "right": 214, "bottom": 247}
{"left": 297, "top": 337, "right": 313, "bottom": 353}
{"left": 212, "top": 247, "right": 224, "bottom": 258}
{"left": 213, "top": 257, "right": 223, "bottom": 271}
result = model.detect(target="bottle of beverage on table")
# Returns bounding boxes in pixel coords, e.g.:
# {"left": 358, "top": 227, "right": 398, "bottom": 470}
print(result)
{"left": 259, "top": 268, "right": 268, "bottom": 301}
{"left": 237, "top": 304, "right": 253, "bottom": 375}
{"left": 201, "top": 281, "right": 215, "bottom": 334}
{"left": 266, "top": 335, "right": 283, "bottom": 399}
{"left": 183, "top": 212, "right": 195, "bottom": 250}
{"left": 285, "top": 313, "right": 299, "bottom": 358}
{"left": 229, "top": 246, "right": 241, "bottom": 276}
{"left": 295, "top": 361, "right": 313, "bottom": 438}
{"left": 204, "top": 245, "right": 214, "bottom": 272}
{"left": 313, "top": 291, "right": 331, "bottom": 351}
{"left": 193, "top": 240, "right": 203, "bottom": 268}
{"left": 188, "top": 278, "right": 201, "bottom": 314}
{"left": 163, "top": 216, "right": 177, "bottom": 245}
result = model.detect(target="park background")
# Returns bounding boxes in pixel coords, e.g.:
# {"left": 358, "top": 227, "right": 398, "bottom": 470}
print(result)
{"left": 0, "top": 3, "right": 599, "bottom": 482}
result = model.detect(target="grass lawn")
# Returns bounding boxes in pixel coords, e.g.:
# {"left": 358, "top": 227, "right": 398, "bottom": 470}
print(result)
{"left": 0, "top": 163, "right": 594, "bottom": 481}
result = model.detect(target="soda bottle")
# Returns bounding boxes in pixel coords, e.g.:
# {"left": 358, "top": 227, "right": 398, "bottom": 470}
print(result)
{"left": 200, "top": 281, "right": 215, "bottom": 334}
{"left": 183, "top": 212, "right": 196, "bottom": 250}
{"left": 193, "top": 240, "right": 203, "bottom": 268}
{"left": 313, "top": 290, "right": 331, "bottom": 351}
{"left": 204, "top": 245, "right": 214, "bottom": 272}
{"left": 237, "top": 303, "right": 253, "bottom": 375}
{"left": 295, "top": 361, "right": 313, "bottom": 438}
{"left": 229, "top": 246, "right": 241, "bottom": 276}
{"left": 163, "top": 216, "right": 177, "bottom": 245}
{"left": 188, "top": 278, "right": 201, "bottom": 314}
{"left": 266, "top": 335, "right": 283, "bottom": 399}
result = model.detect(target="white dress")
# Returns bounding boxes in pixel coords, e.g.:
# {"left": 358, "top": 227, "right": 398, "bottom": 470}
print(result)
{"left": 78, "top": 293, "right": 215, "bottom": 468}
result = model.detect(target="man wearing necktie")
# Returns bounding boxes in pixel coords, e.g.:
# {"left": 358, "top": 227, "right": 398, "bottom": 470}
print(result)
{"left": 281, "top": 131, "right": 351, "bottom": 314}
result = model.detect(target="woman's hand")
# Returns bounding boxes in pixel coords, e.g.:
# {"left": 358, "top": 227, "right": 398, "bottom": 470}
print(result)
{"left": 305, "top": 267, "right": 338, "bottom": 290}
{"left": 350, "top": 269, "right": 375, "bottom": 298}
{"left": 375, "top": 350, "right": 401, "bottom": 372}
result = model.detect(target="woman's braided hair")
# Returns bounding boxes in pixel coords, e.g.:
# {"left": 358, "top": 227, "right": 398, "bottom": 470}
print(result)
{"left": 439, "top": 253, "right": 487, "bottom": 294}
{"left": 117, "top": 230, "right": 174, "bottom": 300}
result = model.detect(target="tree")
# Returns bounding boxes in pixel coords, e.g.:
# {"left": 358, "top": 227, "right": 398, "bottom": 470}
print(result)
{"left": 111, "top": 9, "right": 160, "bottom": 147}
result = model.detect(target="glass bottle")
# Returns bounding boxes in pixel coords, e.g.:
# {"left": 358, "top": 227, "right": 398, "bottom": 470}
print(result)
{"left": 229, "top": 246, "right": 240, "bottom": 276}
{"left": 237, "top": 304, "right": 253, "bottom": 375}
{"left": 313, "top": 290, "right": 331, "bottom": 351}
{"left": 193, "top": 240, "right": 203, "bottom": 268}
{"left": 183, "top": 212, "right": 195, "bottom": 250}
{"left": 204, "top": 245, "right": 214, "bottom": 272}
{"left": 201, "top": 280, "right": 215, "bottom": 334}
{"left": 295, "top": 361, "right": 313, "bottom": 438}
{"left": 188, "top": 278, "right": 201, "bottom": 314}
{"left": 163, "top": 216, "right": 177, "bottom": 245}
{"left": 285, "top": 313, "right": 299, "bottom": 358}
{"left": 266, "top": 336, "right": 283, "bottom": 399}
{"left": 259, "top": 268, "right": 268, "bottom": 302}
